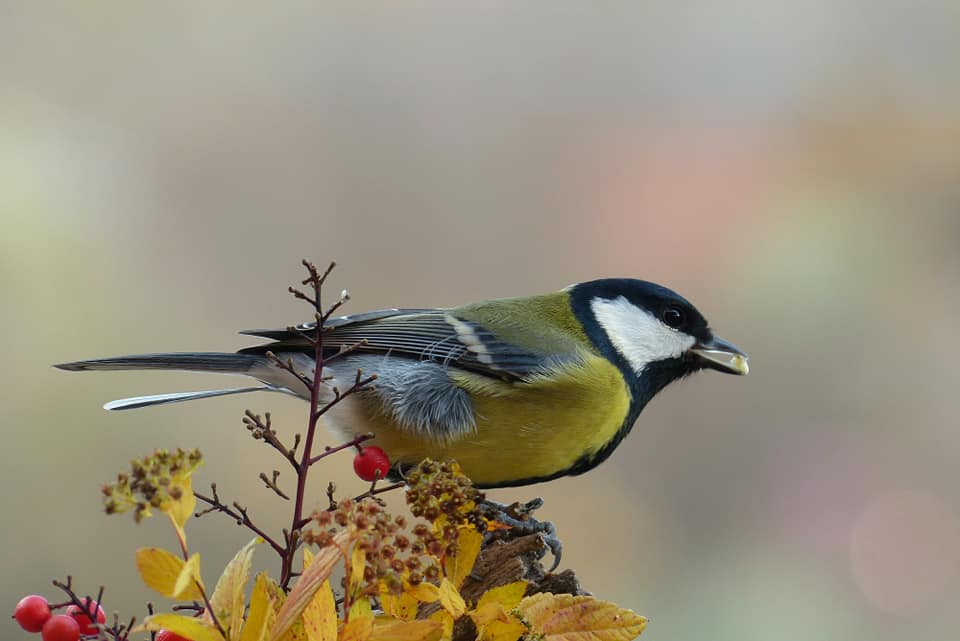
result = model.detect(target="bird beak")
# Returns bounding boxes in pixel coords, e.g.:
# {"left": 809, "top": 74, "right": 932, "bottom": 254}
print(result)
{"left": 688, "top": 336, "right": 749, "bottom": 375}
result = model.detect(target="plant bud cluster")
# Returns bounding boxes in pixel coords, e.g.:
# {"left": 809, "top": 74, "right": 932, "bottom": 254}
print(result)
{"left": 304, "top": 459, "right": 485, "bottom": 596}
{"left": 101, "top": 448, "right": 203, "bottom": 522}
{"left": 405, "top": 459, "right": 486, "bottom": 532}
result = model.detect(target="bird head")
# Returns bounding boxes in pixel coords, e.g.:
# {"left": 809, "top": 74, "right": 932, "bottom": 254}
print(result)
{"left": 570, "top": 278, "right": 748, "bottom": 392}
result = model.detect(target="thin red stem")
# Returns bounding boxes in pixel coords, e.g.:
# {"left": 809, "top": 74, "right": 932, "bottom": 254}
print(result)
{"left": 280, "top": 270, "right": 328, "bottom": 590}
{"left": 305, "top": 432, "right": 375, "bottom": 467}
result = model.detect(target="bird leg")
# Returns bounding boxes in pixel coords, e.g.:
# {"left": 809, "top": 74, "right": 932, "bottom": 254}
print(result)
{"left": 478, "top": 497, "right": 562, "bottom": 571}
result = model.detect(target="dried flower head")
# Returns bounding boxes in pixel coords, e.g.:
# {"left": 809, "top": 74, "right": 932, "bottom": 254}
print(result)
{"left": 303, "top": 458, "right": 483, "bottom": 598}
{"left": 102, "top": 448, "right": 203, "bottom": 523}
{"left": 405, "top": 458, "right": 486, "bottom": 538}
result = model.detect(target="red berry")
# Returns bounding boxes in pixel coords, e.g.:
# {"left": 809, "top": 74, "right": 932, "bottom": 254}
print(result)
{"left": 66, "top": 599, "right": 105, "bottom": 635}
{"left": 13, "top": 594, "right": 51, "bottom": 632}
{"left": 41, "top": 615, "right": 80, "bottom": 641}
{"left": 156, "top": 630, "right": 193, "bottom": 641}
{"left": 353, "top": 446, "right": 391, "bottom": 482}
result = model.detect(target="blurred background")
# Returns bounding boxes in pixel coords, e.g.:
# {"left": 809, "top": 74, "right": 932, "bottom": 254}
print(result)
{"left": 2, "top": 2, "right": 959, "bottom": 640}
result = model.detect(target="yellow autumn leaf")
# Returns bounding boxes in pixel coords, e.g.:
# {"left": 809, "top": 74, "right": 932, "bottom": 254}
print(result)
{"left": 517, "top": 593, "right": 647, "bottom": 641}
{"left": 471, "top": 603, "right": 512, "bottom": 628}
{"left": 240, "top": 573, "right": 279, "bottom": 641}
{"left": 427, "top": 611, "right": 453, "bottom": 641}
{"left": 278, "top": 621, "right": 308, "bottom": 641}
{"left": 445, "top": 528, "right": 482, "bottom": 589}
{"left": 471, "top": 581, "right": 528, "bottom": 634}
{"left": 135, "top": 613, "right": 224, "bottom": 641}
{"left": 477, "top": 618, "right": 526, "bottom": 641}
{"left": 174, "top": 553, "right": 204, "bottom": 600}
{"left": 302, "top": 549, "right": 335, "bottom": 641}
{"left": 264, "top": 573, "right": 287, "bottom": 612}
{"left": 438, "top": 579, "right": 466, "bottom": 619}
{"left": 270, "top": 529, "right": 350, "bottom": 641}
{"left": 302, "top": 579, "right": 338, "bottom": 641}
{"left": 407, "top": 582, "right": 439, "bottom": 604}
{"left": 339, "top": 614, "right": 373, "bottom": 641}
{"left": 350, "top": 544, "right": 366, "bottom": 592}
{"left": 380, "top": 591, "right": 419, "bottom": 621}
{"left": 167, "top": 474, "right": 197, "bottom": 530}
{"left": 348, "top": 599, "right": 373, "bottom": 622}
{"left": 211, "top": 538, "right": 259, "bottom": 638}
{"left": 470, "top": 581, "right": 527, "bottom": 628}
{"left": 135, "top": 548, "right": 204, "bottom": 600}
{"left": 370, "top": 619, "right": 442, "bottom": 641}
{"left": 478, "top": 582, "right": 527, "bottom": 610}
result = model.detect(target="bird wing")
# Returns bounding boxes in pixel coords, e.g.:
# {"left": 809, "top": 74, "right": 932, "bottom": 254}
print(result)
{"left": 239, "top": 308, "right": 552, "bottom": 380}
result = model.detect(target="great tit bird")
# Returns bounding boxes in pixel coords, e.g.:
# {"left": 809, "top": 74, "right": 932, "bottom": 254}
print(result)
{"left": 56, "top": 279, "right": 747, "bottom": 489}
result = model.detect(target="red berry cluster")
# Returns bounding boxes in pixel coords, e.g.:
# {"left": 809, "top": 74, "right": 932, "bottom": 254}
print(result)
{"left": 353, "top": 445, "right": 391, "bottom": 482}
{"left": 12, "top": 595, "right": 104, "bottom": 641}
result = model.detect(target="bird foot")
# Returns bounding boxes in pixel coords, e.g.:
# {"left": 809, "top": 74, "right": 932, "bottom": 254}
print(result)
{"left": 478, "top": 498, "right": 562, "bottom": 571}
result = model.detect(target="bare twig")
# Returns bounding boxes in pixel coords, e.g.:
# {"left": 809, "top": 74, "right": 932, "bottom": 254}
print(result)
{"left": 265, "top": 351, "right": 314, "bottom": 389}
{"left": 281, "top": 259, "right": 335, "bottom": 590}
{"left": 51, "top": 577, "right": 127, "bottom": 641}
{"left": 243, "top": 410, "right": 301, "bottom": 472}
{"left": 260, "top": 470, "right": 290, "bottom": 500}
{"left": 147, "top": 603, "right": 156, "bottom": 641}
{"left": 321, "top": 289, "right": 351, "bottom": 323}
{"left": 288, "top": 286, "right": 318, "bottom": 310}
{"left": 194, "top": 484, "right": 286, "bottom": 557}
{"left": 321, "top": 338, "right": 370, "bottom": 366}
{"left": 310, "top": 373, "right": 378, "bottom": 424}
{"left": 306, "top": 432, "right": 375, "bottom": 467}
{"left": 207, "top": 260, "right": 386, "bottom": 591}
{"left": 196, "top": 581, "right": 226, "bottom": 639}
{"left": 352, "top": 481, "right": 405, "bottom": 504}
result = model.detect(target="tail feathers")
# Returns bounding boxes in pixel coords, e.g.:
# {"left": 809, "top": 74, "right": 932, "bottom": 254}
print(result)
{"left": 104, "top": 385, "right": 284, "bottom": 411}
{"left": 55, "top": 352, "right": 260, "bottom": 373}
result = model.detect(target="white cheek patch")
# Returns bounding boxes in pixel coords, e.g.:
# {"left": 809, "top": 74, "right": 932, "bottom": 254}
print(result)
{"left": 591, "top": 296, "right": 696, "bottom": 372}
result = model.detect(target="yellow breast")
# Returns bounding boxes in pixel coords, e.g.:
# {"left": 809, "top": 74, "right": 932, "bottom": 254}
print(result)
{"left": 337, "top": 352, "right": 632, "bottom": 487}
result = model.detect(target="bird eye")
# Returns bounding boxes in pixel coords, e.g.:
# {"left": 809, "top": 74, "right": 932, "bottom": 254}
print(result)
{"left": 661, "top": 306, "right": 686, "bottom": 329}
